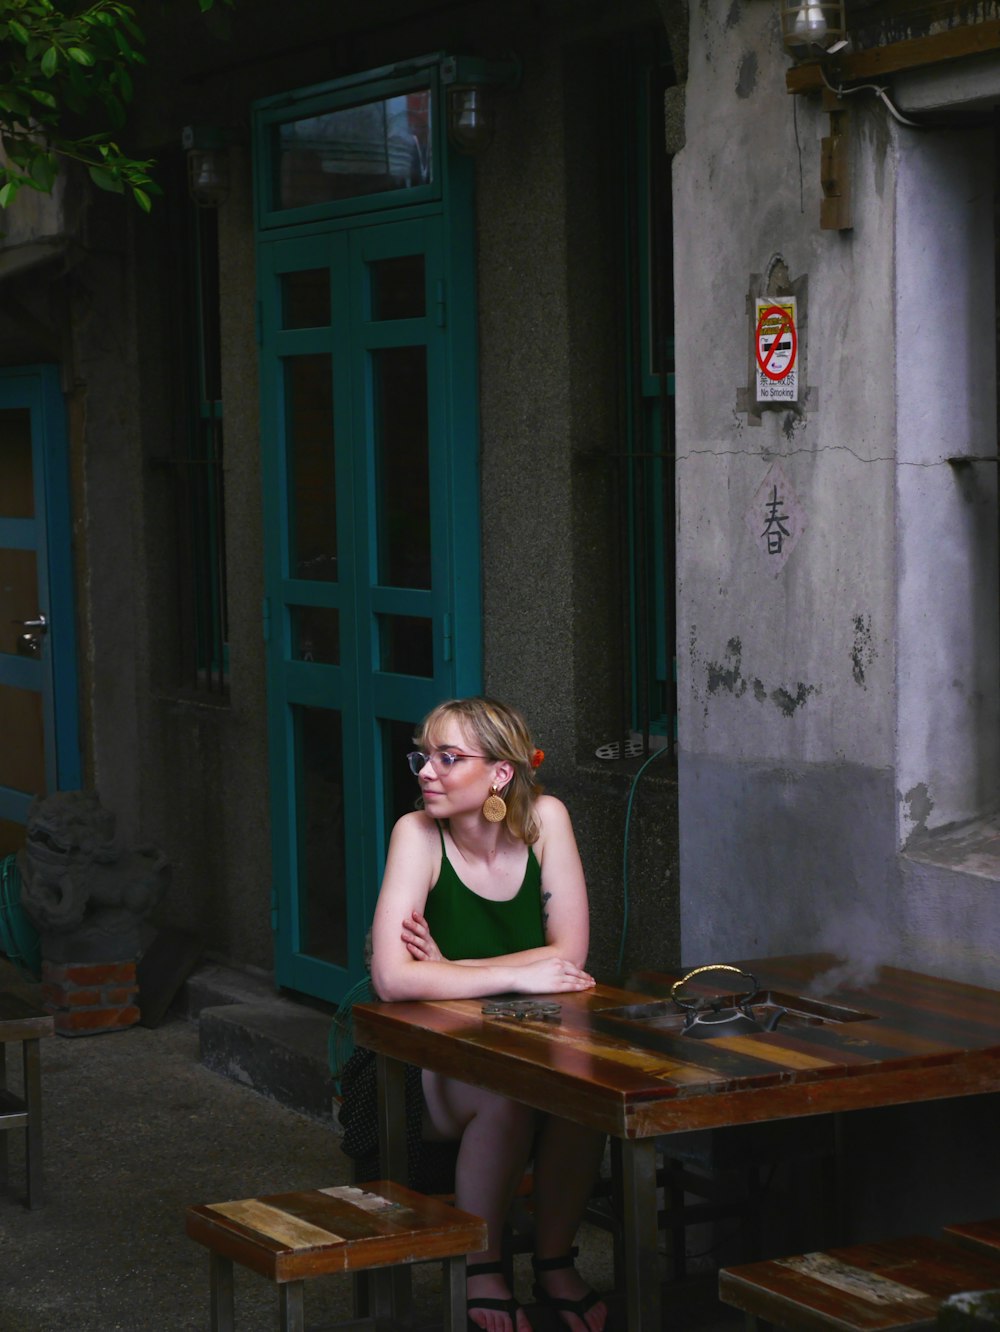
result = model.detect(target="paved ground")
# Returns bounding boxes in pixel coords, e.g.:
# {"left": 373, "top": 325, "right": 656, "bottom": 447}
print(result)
{"left": 1, "top": 959, "right": 741, "bottom": 1331}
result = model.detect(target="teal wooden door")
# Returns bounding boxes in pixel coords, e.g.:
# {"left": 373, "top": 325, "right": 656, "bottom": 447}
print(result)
{"left": 0, "top": 365, "right": 81, "bottom": 857}
{"left": 259, "top": 215, "right": 480, "bottom": 1001}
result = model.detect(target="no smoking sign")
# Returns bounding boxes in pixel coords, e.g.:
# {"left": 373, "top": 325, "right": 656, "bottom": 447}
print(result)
{"left": 754, "top": 298, "right": 798, "bottom": 404}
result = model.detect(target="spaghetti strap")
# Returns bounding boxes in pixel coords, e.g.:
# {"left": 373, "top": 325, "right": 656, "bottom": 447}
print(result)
{"left": 435, "top": 819, "right": 447, "bottom": 854}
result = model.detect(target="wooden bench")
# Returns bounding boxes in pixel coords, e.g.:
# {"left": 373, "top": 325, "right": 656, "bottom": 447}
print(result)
{"left": 0, "top": 992, "right": 54, "bottom": 1209}
{"left": 718, "top": 1235, "right": 1000, "bottom": 1332}
{"left": 186, "top": 1179, "right": 486, "bottom": 1332}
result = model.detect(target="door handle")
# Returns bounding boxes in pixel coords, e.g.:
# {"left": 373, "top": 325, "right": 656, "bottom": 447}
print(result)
{"left": 12, "top": 612, "right": 47, "bottom": 658}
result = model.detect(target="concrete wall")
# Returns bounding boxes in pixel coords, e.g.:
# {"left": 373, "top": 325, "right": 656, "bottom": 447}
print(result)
{"left": 895, "top": 126, "right": 999, "bottom": 842}
{"left": 675, "top": 7, "right": 1000, "bottom": 985}
{"left": 670, "top": 4, "right": 1000, "bottom": 1243}
{"left": 676, "top": 5, "right": 899, "bottom": 967}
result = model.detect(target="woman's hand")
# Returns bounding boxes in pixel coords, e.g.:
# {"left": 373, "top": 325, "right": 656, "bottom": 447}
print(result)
{"left": 513, "top": 956, "right": 595, "bottom": 994}
{"left": 401, "top": 910, "right": 443, "bottom": 962}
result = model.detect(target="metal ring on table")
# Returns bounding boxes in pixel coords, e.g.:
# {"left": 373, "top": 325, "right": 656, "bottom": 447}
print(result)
{"left": 670, "top": 964, "right": 759, "bottom": 1012}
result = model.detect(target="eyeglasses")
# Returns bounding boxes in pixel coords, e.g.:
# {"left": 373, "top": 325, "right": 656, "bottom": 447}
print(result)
{"left": 406, "top": 749, "right": 488, "bottom": 776}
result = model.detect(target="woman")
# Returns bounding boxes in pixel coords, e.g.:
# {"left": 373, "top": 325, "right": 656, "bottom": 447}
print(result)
{"left": 369, "top": 696, "right": 609, "bottom": 1332}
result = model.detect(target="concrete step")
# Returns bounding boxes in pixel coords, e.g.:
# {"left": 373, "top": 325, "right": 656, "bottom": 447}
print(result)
{"left": 180, "top": 963, "right": 338, "bottom": 1125}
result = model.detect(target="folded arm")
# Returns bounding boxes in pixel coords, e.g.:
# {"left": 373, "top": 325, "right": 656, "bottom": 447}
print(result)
{"left": 370, "top": 802, "right": 593, "bottom": 1001}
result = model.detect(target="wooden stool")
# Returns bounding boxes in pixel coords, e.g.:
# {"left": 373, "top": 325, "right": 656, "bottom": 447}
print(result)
{"left": 719, "top": 1235, "right": 1000, "bottom": 1332}
{"left": 186, "top": 1179, "right": 487, "bottom": 1331}
{"left": 0, "top": 992, "right": 54, "bottom": 1209}
{"left": 943, "top": 1220, "right": 1000, "bottom": 1258}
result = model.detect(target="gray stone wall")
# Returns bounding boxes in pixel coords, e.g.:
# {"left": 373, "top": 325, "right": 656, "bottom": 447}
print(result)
{"left": 674, "top": 6, "right": 1000, "bottom": 982}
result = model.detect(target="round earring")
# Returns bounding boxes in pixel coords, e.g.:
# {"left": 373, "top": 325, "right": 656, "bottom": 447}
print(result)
{"left": 482, "top": 785, "right": 507, "bottom": 823}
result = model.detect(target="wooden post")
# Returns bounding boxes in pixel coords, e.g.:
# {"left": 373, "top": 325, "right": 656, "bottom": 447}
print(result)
{"left": 820, "top": 87, "right": 851, "bottom": 230}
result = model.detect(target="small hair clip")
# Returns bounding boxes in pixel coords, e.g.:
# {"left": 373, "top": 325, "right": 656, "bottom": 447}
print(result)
{"left": 531, "top": 749, "right": 545, "bottom": 769}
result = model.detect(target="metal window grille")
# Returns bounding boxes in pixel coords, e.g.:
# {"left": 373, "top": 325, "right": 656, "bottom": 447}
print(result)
{"left": 178, "top": 202, "right": 229, "bottom": 695}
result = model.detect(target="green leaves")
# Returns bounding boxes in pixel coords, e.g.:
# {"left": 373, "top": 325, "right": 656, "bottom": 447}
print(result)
{"left": 0, "top": 0, "right": 229, "bottom": 211}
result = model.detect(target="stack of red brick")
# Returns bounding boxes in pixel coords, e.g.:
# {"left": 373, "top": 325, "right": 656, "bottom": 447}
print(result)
{"left": 41, "top": 960, "right": 140, "bottom": 1035}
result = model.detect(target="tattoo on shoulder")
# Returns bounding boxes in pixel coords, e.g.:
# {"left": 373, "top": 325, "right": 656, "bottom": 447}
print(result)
{"left": 541, "top": 889, "right": 551, "bottom": 931}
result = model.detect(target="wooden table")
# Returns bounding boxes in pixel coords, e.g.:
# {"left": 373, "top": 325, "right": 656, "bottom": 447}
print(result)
{"left": 0, "top": 992, "right": 54, "bottom": 1208}
{"left": 352, "top": 954, "right": 1000, "bottom": 1330}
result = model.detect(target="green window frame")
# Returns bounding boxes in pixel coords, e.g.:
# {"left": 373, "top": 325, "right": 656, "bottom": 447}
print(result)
{"left": 620, "top": 33, "right": 676, "bottom": 745}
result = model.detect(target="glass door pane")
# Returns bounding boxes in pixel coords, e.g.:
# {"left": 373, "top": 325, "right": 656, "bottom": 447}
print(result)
{"left": 0, "top": 409, "right": 33, "bottom": 517}
{"left": 294, "top": 705, "right": 347, "bottom": 967}
{"left": 275, "top": 88, "right": 432, "bottom": 210}
{"left": 374, "top": 345, "right": 430, "bottom": 591}
{"left": 287, "top": 355, "right": 337, "bottom": 581}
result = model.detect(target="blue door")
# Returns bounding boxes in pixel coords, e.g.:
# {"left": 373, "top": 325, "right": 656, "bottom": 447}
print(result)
{"left": 255, "top": 61, "right": 481, "bottom": 1002}
{"left": 0, "top": 365, "right": 81, "bottom": 856}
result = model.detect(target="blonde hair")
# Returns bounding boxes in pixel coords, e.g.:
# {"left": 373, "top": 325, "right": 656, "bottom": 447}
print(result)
{"left": 417, "top": 696, "right": 544, "bottom": 844}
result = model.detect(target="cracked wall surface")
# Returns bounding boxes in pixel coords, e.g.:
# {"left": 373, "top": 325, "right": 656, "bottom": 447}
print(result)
{"left": 672, "top": 5, "right": 999, "bottom": 980}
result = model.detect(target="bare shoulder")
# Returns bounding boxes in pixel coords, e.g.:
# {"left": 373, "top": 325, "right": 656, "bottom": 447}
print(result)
{"left": 533, "top": 794, "right": 576, "bottom": 848}
{"left": 391, "top": 809, "right": 439, "bottom": 848}
{"left": 377, "top": 811, "right": 439, "bottom": 911}
{"left": 535, "top": 792, "right": 572, "bottom": 827}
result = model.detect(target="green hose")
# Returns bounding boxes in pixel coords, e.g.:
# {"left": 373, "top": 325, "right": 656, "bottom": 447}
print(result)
{"left": 617, "top": 745, "right": 673, "bottom": 977}
{"left": 0, "top": 854, "right": 41, "bottom": 980}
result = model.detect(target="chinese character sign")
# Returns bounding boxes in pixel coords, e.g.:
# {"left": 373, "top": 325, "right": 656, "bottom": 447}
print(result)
{"left": 744, "top": 461, "right": 805, "bottom": 574}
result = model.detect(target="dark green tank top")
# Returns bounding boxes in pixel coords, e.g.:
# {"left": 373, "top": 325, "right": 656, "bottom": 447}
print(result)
{"left": 423, "top": 825, "right": 545, "bottom": 961}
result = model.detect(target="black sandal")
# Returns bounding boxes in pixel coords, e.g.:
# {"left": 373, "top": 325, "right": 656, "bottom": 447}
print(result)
{"left": 467, "top": 1260, "right": 522, "bottom": 1331}
{"left": 532, "top": 1249, "right": 605, "bottom": 1326}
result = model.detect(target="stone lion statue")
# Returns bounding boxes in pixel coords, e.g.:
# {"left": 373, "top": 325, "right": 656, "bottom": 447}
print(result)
{"left": 17, "top": 790, "right": 170, "bottom": 962}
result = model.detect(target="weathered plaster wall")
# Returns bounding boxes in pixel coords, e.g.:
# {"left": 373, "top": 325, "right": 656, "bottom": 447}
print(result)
{"left": 673, "top": 3, "right": 1000, "bottom": 1241}
{"left": 894, "top": 126, "right": 999, "bottom": 842}
{"left": 675, "top": 5, "right": 901, "bottom": 967}
{"left": 675, "top": 12, "right": 1000, "bottom": 987}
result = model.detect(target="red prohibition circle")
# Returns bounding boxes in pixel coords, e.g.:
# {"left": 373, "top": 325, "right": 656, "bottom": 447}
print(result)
{"left": 755, "top": 304, "right": 797, "bottom": 381}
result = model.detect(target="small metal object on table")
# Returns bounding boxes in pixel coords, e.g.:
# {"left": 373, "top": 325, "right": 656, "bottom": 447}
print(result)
{"left": 0, "top": 992, "right": 55, "bottom": 1208}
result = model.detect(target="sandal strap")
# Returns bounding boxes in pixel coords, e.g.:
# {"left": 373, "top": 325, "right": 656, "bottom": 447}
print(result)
{"left": 531, "top": 1247, "right": 580, "bottom": 1273}
{"left": 467, "top": 1294, "right": 521, "bottom": 1315}
{"left": 531, "top": 1283, "right": 603, "bottom": 1319}
{"left": 467, "top": 1260, "right": 507, "bottom": 1278}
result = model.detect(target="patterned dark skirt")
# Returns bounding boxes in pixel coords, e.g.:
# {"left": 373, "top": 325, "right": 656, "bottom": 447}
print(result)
{"left": 337, "top": 1046, "right": 458, "bottom": 1195}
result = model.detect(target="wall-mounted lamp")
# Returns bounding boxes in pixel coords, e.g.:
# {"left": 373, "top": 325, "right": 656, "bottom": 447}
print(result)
{"left": 447, "top": 86, "right": 494, "bottom": 154}
{"left": 780, "top": 2, "right": 846, "bottom": 58}
{"left": 181, "top": 125, "right": 239, "bottom": 207}
{"left": 441, "top": 54, "right": 521, "bottom": 155}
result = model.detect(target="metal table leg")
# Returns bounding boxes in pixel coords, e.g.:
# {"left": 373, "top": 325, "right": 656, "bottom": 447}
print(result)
{"left": 375, "top": 1052, "right": 412, "bottom": 1322}
{"left": 278, "top": 1281, "right": 305, "bottom": 1332}
{"left": 0, "top": 1042, "right": 7, "bottom": 1193}
{"left": 443, "top": 1253, "right": 467, "bottom": 1332}
{"left": 209, "top": 1251, "right": 235, "bottom": 1332}
{"left": 23, "top": 1037, "right": 43, "bottom": 1208}
{"left": 620, "top": 1137, "right": 661, "bottom": 1332}
{"left": 376, "top": 1052, "right": 408, "bottom": 1180}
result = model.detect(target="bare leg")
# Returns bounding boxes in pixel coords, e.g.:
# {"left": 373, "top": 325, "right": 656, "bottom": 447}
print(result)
{"left": 532, "top": 1117, "right": 609, "bottom": 1332}
{"left": 423, "top": 1069, "right": 535, "bottom": 1332}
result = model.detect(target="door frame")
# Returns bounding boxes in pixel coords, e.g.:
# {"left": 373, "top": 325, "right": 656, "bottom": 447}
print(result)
{"left": 254, "top": 59, "right": 482, "bottom": 1001}
{"left": 0, "top": 363, "right": 81, "bottom": 836}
